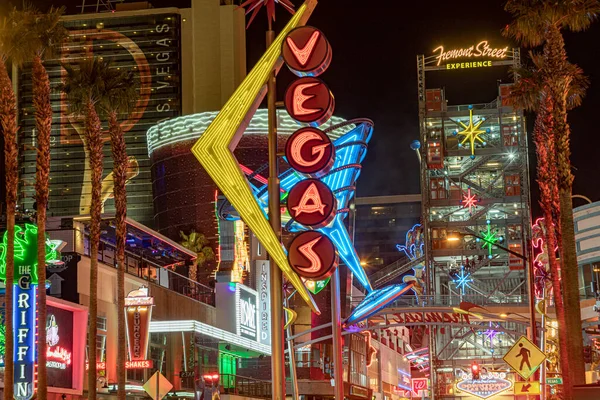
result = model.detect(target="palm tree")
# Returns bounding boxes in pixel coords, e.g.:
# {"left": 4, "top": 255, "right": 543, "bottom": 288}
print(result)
{"left": 504, "top": 0, "right": 600, "bottom": 392}
{"left": 509, "top": 55, "right": 588, "bottom": 393}
{"left": 94, "top": 59, "right": 139, "bottom": 400}
{"left": 0, "top": 9, "right": 39, "bottom": 399}
{"left": 180, "top": 230, "right": 215, "bottom": 281}
{"left": 22, "top": 8, "right": 68, "bottom": 399}
{"left": 58, "top": 59, "right": 105, "bottom": 400}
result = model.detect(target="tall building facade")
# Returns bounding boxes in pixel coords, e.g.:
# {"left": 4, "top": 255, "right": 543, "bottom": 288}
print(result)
{"left": 17, "top": 0, "right": 245, "bottom": 228}
{"left": 417, "top": 44, "right": 533, "bottom": 395}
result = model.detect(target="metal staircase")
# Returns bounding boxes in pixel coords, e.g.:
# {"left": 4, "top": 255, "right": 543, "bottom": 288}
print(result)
{"left": 371, "top": 256, "right": 426, "bottom": 288}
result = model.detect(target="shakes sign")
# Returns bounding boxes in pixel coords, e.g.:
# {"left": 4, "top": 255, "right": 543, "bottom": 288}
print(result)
{"left": 237, "top": 285, "right": 258, "bottom": 341}
{"left": 124, "top": 287, "right": 154, "bottom": 365}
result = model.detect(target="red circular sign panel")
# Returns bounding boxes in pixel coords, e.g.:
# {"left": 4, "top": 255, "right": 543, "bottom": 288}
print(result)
{"left": 284, "top": 77, "right": 335, "bottom": 126}
{"left": 287, "top": 179, "right": 336, "bottom": 228}
{"left": 285, "top": 127, "right": 335, "bottom": 176}
{"left": 288, "top": 231, "right": 338, "bottom": 280}
{"left": 282, "top": 26, "right": 332, "bottom": 77}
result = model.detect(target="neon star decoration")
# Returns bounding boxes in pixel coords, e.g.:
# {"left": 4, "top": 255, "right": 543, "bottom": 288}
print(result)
{"left": 478, "top": 220, "right": 502, "bottom": 259}
{"left": 452, "top": 265, "right": 473, "bottom": 295}
{"left": 191, "top": 1, "right": 319, "bottom": 314}
{"left": 455, "top": 105, "right": 489, "bottom": 159}
{"left": 461, "top": 188, "right": 480, "bottom": 215}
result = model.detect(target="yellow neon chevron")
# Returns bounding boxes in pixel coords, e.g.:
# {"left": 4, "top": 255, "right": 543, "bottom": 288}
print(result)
{"left": 192, "top": 0, "right": 319, "bottom": 314}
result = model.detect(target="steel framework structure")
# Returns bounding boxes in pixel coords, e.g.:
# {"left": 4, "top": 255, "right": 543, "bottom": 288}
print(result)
{"left": 417, "top": 48, "right": 533, "bottom": 398}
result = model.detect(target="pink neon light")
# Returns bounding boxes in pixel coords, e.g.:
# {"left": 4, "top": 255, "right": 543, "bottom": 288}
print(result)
{"left": 297, "top": 236, "right": 323, "bottom": 274}
{"left": 286, "top": 30, "right": 321, "bottom": 66}
{"left": 293, "top": 82, "right": 321, "bottom": 116}
{"left": 239, "top": 164, "right": 285, "bottom": 192}
{"left": 461, "top": 188, "right": 479, "bottom": 214}
{"left": 290, "top": 130, "right": 330, "bottom": 168}
{"left": 292, "top": 182, "right": 326, "bottom": 217}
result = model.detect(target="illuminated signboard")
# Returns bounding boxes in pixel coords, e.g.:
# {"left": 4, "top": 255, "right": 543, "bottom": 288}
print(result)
{"left": 455, "top": 371, "right": 513, "bottom": 399}
{"left": 284, "top": 77, "right": 335, "bottom": 126}
{"left": 124, "top": 287, "right": 154, "bottom": 362}
{"left": 282, "top": 26, "right": 332, "bottom": 77}
{"left": 284, "top": 127, "right": 335, "bottom": 177}
{"left": 255, "top": 261, "right": 271, "bottom": 346}
{"left": 236, "top": 285, "right": 258, "bottom": 341}
{"left": 412, "top": 378, "right": 429, "bottom": 397}
{"left": 433, "top": 41, "right": 509, "bottom": 68}
{"left": 14, "top": 279, "right": 37, "bottom": 400}
{"left": 288, "top": 231, "right": 338, "bottom": 281}
{"left": 46, "top": 307, "right": 74, "bottom": 388}
{"left": 287, "top": 179, "right": 337, "bottom": 228}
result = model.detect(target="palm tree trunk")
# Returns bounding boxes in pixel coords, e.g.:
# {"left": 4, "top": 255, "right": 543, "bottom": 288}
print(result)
{"left": 0, "top": 59, "right": 17, "bottom": 400}
{"left": 32, "top": 53, "right": 52, "bottom": 400}
{"left": 108, "top": 110, "right": 128, "bottom": 400}
{"left": 85, "top": 99, "right": 103, "bottom": 400}
{"left": 544, "top": 26, "right": 586, "bottom": 389}
{"left": 533, "top": 97, "right": 571, "bottom": 394}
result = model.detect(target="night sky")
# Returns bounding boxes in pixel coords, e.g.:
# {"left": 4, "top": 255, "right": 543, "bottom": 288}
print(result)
{"left": 9, "top": 0, "right": 600, "bottom": 216}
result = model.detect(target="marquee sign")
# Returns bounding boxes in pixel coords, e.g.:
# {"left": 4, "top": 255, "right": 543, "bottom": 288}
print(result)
{"left": 236, "top": 285, "right": 259, "bottom": 341}
{"left": 433, "top": 41, "right": 509, "bottom": 67}
{"left": 287, "top": 179, "right": 336, "bottom": 227}
{"left": 455, "top": 371, "right": 513, "bottom": 399}
{"left": 282, "top": 26, "right": 332, "bottom": 77}
{"left": 124, "top": 287, "right": 154, "bottom": 364}
{"left": 284, "top": 127, "right": 334, "bottom": 176}
{"left": 288, "top": 231, "right": 338, "bottom": 280}
{"left": 15, "top": 278, "right": 36, "bottom": 400}
{"left": 284, "top": 77, "right": 335, "bottom": 125}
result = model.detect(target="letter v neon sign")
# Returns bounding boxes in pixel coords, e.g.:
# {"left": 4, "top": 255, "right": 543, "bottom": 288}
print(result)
{"left": 286, "top": 30, "right": 321, "bottom": 66}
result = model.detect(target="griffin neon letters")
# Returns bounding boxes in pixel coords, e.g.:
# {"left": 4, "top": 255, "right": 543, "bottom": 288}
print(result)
{"left": 285, "top": 127, "right": 334, "bottom": 176}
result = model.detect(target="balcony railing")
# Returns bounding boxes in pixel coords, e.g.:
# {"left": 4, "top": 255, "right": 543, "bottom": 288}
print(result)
{"left": 94, "top": 239, "right": 215, "bottom": 306}
{"left": 219, "top": 374, "right": 272, "bottom": 398}
{"left": 352, "top": 294, "right": 527, "bottom": 309}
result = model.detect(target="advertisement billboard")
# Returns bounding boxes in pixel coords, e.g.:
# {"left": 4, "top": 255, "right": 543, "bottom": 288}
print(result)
{"left": 236, "top": 285, "right": 258, "bottom": 342}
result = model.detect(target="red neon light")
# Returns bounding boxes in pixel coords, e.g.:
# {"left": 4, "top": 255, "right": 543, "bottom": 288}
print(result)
{"left": 292, "top": 182, "right": 326, "bottom": 217}
{"left": 297, "top": 236, "right": 323, "bottom": 274}
{"left": 126, "top": 359, "right": 153, "bottom": 369}
{"left": 461, "top": 188, "right": 479, "bottom": 214}
{"left": 363, "top": 331, "right": 377, "bottom": 367}
{"left": 85, "top": 362, "right": 107, "bottom": 371}
{"left": 47, "top": 346, "right": 72, "bottom": 365}
{"left": 289, "top": 130, "right": 330, "bottom": 168}
{"left": 286, "top": 30, "right": 321, "bottom": 66}
{"left": 239, "top": 164, "right": 285, "bottom": 192}
{"left": 292, "top": 82, "right": 321, "bottom": 116}
{"left": 204, "top": 373, "right": 220, "bottom": 381}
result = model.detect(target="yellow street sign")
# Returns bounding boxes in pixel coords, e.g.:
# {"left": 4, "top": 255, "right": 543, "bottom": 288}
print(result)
{"left": 143, "top": 371, "right": 173, "bottom": 400}
{"left": 514, "top": 381, "right": 541, "bottom": 395}
{"left": 503, "top": 336, "right": 546, "bottom": 379}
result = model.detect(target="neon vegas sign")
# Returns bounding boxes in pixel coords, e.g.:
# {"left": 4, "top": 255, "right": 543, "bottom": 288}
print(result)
{"left": 433, "top": 41, "right": 509, "bottom": 66}
{"left": 47, "top": 346, "right": 72, "bottom": 370}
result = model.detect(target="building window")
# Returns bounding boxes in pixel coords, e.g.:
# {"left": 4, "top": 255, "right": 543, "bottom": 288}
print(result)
{"left": 97, "top": 316, "right": 107, "bottom": 331}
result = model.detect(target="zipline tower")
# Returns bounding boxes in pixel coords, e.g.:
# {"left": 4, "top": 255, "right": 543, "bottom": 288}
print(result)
{"left": 417, "top": 42, "right": 533, "bottom": 396}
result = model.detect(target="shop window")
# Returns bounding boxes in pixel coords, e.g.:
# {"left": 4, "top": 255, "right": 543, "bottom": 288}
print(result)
{"left": 502, "top": 126, "right": 518, "bottom": 146}
{"left": 430, "top": 177, "right": 447, "bottom": 200}
{"left": 504, "top": 173, "right": 521, "bottom": 196}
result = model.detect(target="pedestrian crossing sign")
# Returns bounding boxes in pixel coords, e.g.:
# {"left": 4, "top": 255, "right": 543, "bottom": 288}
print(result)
{"left": 503, "top": 335, "right": 546, "bottom": 379}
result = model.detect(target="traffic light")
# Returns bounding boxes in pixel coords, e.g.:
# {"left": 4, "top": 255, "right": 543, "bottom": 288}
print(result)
{"left": 471, "top": 362, "right": 480, "bottom": 380}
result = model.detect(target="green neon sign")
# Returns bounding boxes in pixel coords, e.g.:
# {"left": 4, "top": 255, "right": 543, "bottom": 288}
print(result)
{"left": 0, "top": 224, "right": 60, "bottom": 285}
